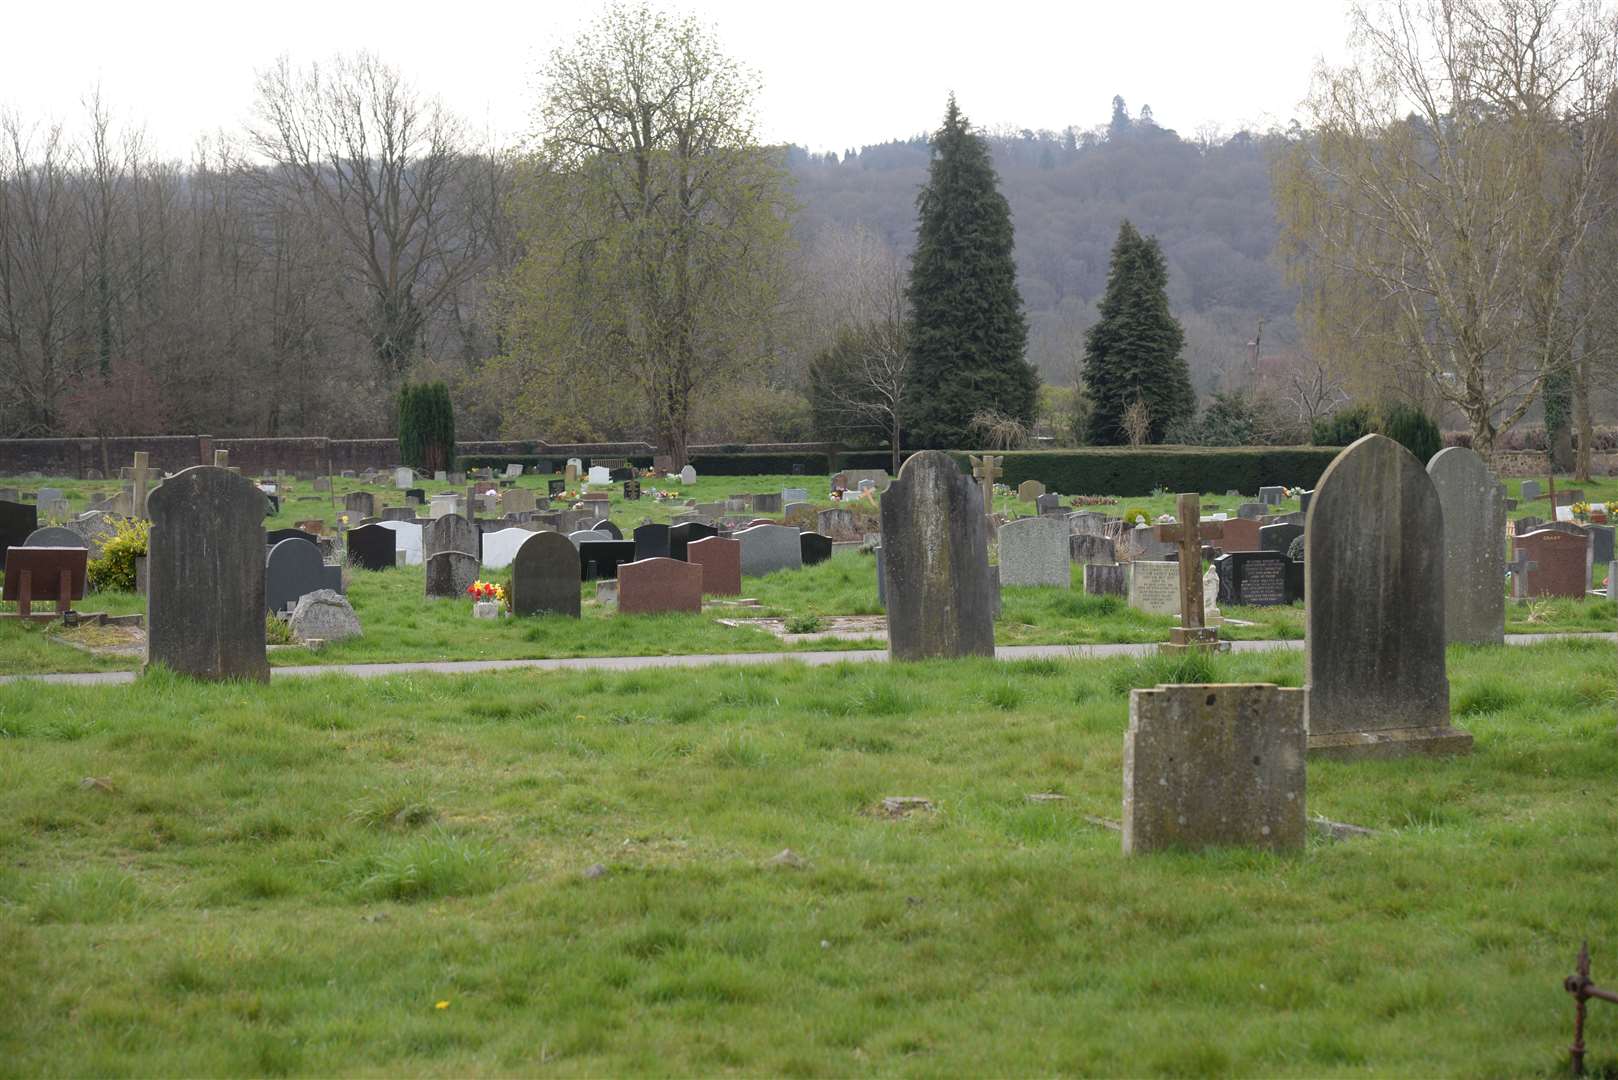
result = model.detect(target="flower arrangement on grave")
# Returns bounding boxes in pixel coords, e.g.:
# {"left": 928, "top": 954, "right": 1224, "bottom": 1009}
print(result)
{"left": 1570, "top": 500, "right": 1590, "bottom": 523}
{"left": 466, "top": 580, "right": 508, "bottom": 618}
{"left": 829, "top": 489, "right": 843, "bottom": 502}
{"left": 1070, "top": 495, "right": 1119, "bottom": 506}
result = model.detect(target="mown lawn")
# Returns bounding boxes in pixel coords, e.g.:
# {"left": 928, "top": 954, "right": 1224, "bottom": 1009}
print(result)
{"left": 0, "top": 639, "right": 1615, "bottom": 1076}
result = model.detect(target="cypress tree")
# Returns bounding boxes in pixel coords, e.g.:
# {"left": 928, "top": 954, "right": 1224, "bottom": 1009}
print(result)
{"left": 903, "top": 95, "right": 1039, "bottom": 449}
{"left": 397, "top": 382, "right": 456, "bottom": 473}
{"left": 1083, "top": 221, "right": 1196, "bottom": 444}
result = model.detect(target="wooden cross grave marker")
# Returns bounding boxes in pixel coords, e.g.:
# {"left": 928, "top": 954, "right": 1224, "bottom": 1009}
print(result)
{"left": 131, "top": 451, "right": 150, "bottom": 520}
{"left": 969, "top": 454, "right": 1002, "bottom": 519}
{"left": 1156, "top": 492, "right": 1223, "bottom": 651}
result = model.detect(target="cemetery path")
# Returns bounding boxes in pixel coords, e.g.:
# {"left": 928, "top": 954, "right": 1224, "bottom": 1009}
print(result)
{"left": 4, "top": 632, "right": 1608, "bottom": 687}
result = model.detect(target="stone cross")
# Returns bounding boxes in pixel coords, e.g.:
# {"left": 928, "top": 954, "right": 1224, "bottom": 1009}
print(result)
{"left": 1156, "top": 492, "right": 1223, "bottom": 650}
{"left": 968, "top": 454, "right": 1001, "bottom": 518}
{"left": 131, "top": 451, "right": 150, "bottom": 520}
{"left": 1506, "top": 548, "right": 1538, "bottom": 599}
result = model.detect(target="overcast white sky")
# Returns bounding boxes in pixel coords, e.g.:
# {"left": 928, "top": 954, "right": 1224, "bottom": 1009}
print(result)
{"left": 2, "top": 0, "right": 1353, "bottom": 159}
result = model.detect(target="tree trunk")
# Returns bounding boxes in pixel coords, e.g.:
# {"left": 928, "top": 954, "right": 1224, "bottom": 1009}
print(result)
{"left": 1573, "top": 326, "right": 1592, "bottom": 484}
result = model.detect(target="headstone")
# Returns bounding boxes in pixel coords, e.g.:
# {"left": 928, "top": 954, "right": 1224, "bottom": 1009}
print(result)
{"left": 1236, "top": 502, "right": 1267, "bottom": 520}
{"left": 880, "top": 450, "right": 995, "bottom": 660}
{"left": 502, "top": 488, "right": 537, "bottom": 514}
{"left": 266, "top": 527, "right": 318, "bottom": 548}
{"left": 587, "top": 465, "right": 611, "bottom": 486}
{"left": 424, "top": 550, "right": 479, "bottom": 599}
{"left": 1069, "top": 534, "right": 1116, "bottom": 565}
{"left": 344, "top": 491, "right": 378, "bottom": 518}
{"left": 265, "top": 538, "right": 343, "bottom": 615}
{"left": 623, "top": 479, "right": 641, "bottom": 501}
{"left": 687, "top": 536, "right": 742, "bottom": 596}
{"left": 752, "top": 491, "right": 783, "bottom": 514}
{"left": 578, "top": 540, "right": 637, "bottom": 581}
{"left": 1215, "top": 517, "right": 1261, "bottom": 552}
{"left": 734, "top": 523, "right": 803, "bottom": 577}
{"left": 1426, "top": 447, "right": 1506, "bottom": 645}
{"left": 1067, "top": 511, "right": 1107, "bottom": 536}
{"left": 4, "top": 546, "right": 87, "bottom": 616}
{"left": 799, "top": 532, "right": 833, "bottom": 567}
{"left": 131, "top": 451, "right": 151, "bottom": 519}
{"left": 376, "top": 520, "right": 423, "bottom": 566}
{"left": 1512, "top": 529, "right": 1590, "bottom": 599}
{"left": 842, "top": 468, "right": 890, "bottom": 492}
{"left": 287, "top": 589, "right": 361, "bottom": 643}
{"left": 433, "top": 471, "right": 448, "bottom": 483}
{"left": 781, "top": 487, "right": 809, "bottom": 504}
{"left": 633, "top": 524, "right": 672, "bottom": 561}
{"left": 998, "top": 516, "right": 1070, "bottom": 588}
{"left": 1553, "top": 489, "right": 1586, "bottom": 508}
{"left": 1126, "top": 560, "right": 1180, "bottom": 616}
{"left": 428, "top": 493, "right": 459, "bottom": 520}
{"left": 1306, "top": 435, "right": 1466, "bottom": 759}
{"left": 783, "top": 502, "right": 816, "bottom": 527}
{"left": 505, "top": 463, "right": 525, "bottom": 479}
{"left": 312, "top": 477, "right": 332, "bottom": 492}
{"left": 1214, "top": 551, "right": 1292, "bottom": 606}
{"left": 1155, "top": 494, "right": 1224, "bottom": 648}
{"left": 1035, "top": 492, "right": 1064, "bottom": 515}
{"left": 679, "top": 465, "right": 697, "bottom": 486}
{"left": 1298, "top": 490, "right": 1314, "bottom": 513}
{"left": 1610, "top": 560, "right": 1617, "bottom": 600}
{"left": 346, "top": 523, "right": 397, "bottom": 571}
{"left": 394, "top": 467, "right": 413, "bottom": 489}
{"left": 1122, "top": 683, "right": 1306, "bottom": 855}
{"left": 145, "top": 466, "right": 269, "bottom": 681}
{"left": 1129, "top": 524, "right": 1175, "bottom": 562}
{"left": 1588, "top": 525, "right": 1614, "bottom": 567}
{"left": 510, "top": 532, "right": 580, "bottom": 617}
{"left": 1017, "top": 479, "right": 1045, "bottom": 502}
{"left": 548, "top": 478, "right": 566, "bottom": 497}
{"left": 1258, "top": 522, "right": 1304, "bottom": 556}
{"left": 618, "top": 557, "right": 703, "bottom": 615}
{"left": 423, "top": 513, "right": 478, "bottom": 564}
{"left": 669, "top": 521, "right": 718, "bottom": 560}
{"left": 380, "top": 506, "right": 416, "bottom": 523}
{"left": 24, "top": 526, "right": 84, "bottom": 548}
{"left": 1258, "top": 486, "right": 1285, "bottom": 506}
{"left": 874, "top": 543, "right": 886, "bottom": 606}
{"left": 590, "top": 519, "right": 624, "bottom": 541}
{"left": 1084, "top": 562, "right": 1127, "bottom": 597}
{"left": 817, "top": 508, "right": 857, "bottom": 539}
{"left": 1514, "top": 514, "right": 1545, "bottom": 534}
{"left": 481, "top": 527, "right": 537, "bottom": 570}
{"left": 567, "top": 529, "right": 612, "bottom": 548}
{"left": 564, "top": 459, "right": 581, "bottom": 486}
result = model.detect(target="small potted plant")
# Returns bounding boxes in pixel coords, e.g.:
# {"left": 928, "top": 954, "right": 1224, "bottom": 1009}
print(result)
{"left": 467, "top": 580, "right": 507, "bottom": 619}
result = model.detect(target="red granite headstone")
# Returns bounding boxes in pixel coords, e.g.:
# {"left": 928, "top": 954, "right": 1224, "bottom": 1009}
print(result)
{"left": 1215, "top": 517, "right": 1261, "bottom": 553}
{"left": 686, "top": 536, "right": 742, "bottom": 596}
{"left": 4, "top": 546, "right": 87, "bottom": 616}
{"left": 617, "top": 557, "right": 703, "bottom": 614}
{"left": 1513, "top": 529, "right": 1589, "bottom": 598}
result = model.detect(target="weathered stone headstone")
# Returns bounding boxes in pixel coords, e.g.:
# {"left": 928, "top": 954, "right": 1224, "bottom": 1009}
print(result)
{"left": 686, "top": 536, "right": 742, "bottom": 596}
{"left": 781, "top": 487, "right": 809, "bottom": 504}
{"left": 843, "top": 468, "right": 890, "bottom": 492}
{"left": 1084, "top": 562, "right": 1127, "bottom": 597}
{"left": 502, "top": 488, "right": 537, "bottom": 514}
{"left": 1214, "top": 551, "right": 1291, "bottom": 606}
{"left": 425, "top": 550, "right": 479, "bottom": 599}
{"left": 380, "top": 506, "right": 416, "bottom": 523}
{"left": 393, "top": 467, "right": 413, "bottom": 489}
{"left": 799, "top": 531, "right": 833, "bottom": 567}
{"left": 1426, "top": 447, "right": 1506, "bottom": 645}
{"left": 423, "top": 513, "right": 478, "bottom": 565}
{"left": 504, "top": 463, "right": 525, "bottom": 479}
{"left": 1520, "top": 479, "right": 1542, "bottom": 501}
{"left": 633, "top": 524, "right": 672, "bottom": 561}
{"left": 567, "top": 529, "right": 611, "bottom": 548}
{"left": 679, "top": 465, "right": 697, "bottom": 486}
{"left": 1126, "top": 560, "right": 1180, "bottom": 616}
{"left": 510, "top": 531, "right": 580, "bottom": 617}
{"left": 1017, "top": 479, "right": 1045, "bottom": 503}
{"left": 1306, "top": 434, "right": 1466, "bottom": 759}
{"left": 999, "top": 516, "right": 1069, "bottom": 588}
{"left": 1122, "top": 683, "right": 1307, "bottom": 855}
{"left": 24, "top": 526, "right": 84, "bottom": 548}
{"left": 880, "top": 450, "right": 995, "bottom": 660}
{"left": 1236, "top": 502, "right": 1267, "bottom": 520}
{"left": 265, "top": 537, "right": 343, "bottom": 615}
{"left": 145, "top": 466, "right": 269, "bottom": 681}
{"left": 346, "top": 523, "right": 397, "bottom": 571}
{"left": 287, "top": 589, "right": 361, "bottom": 643}
{"left": 618, "top": 557, "right": 703, "bottom": 614}
{"left": 1588, "top": 524, "right": 1614, "bottom": 568}
{"left": 816, "top": 507, "right": 856, "bottom": 539}
{"left": 1068, "top": 511, "right": 1107, "bottom": 536}
{"left": 1069, "top": 533, "right": 1116, "bottom": 565}
{"left": 1512, "top": 529, "right": 1590, "bottom": 598}
{"left": 1258, "top": 486, "right": 1285, "bottom": 506}
{"left": 1035, "top": 492, "right": 1064, "bottom": 516}
{"left": 734, "top": 523, "right": 803, "bottom": 577}
{"left": 578, "top": 539, "right": 637, "bottom": 581}
{"left": 344, "top": 491, "right": 378, "bottom": 518}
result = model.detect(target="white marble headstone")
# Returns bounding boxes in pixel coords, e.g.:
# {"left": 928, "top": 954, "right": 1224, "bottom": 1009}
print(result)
{"left": 377, "top": 520, "right": 424, "bottom": 565}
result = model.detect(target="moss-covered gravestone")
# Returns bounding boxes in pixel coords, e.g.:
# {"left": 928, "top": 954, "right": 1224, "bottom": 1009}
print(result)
{"left": 1305, "top": 435, "right": 1469, "bottom": 759}
{"left": 879, "top": 450, "right": 995, "bottom": 661}
{"left": 146, "top": 465, "right": 269, "bottom": 682}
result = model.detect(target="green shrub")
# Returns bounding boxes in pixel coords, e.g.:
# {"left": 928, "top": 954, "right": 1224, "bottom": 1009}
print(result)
{"left": 1120, "top": 507, "right": 1153, "bottom": 526}
{"left": 1311, "top": 404, "right": 1378, "bottom": 447}
{"left": 785, "top": 614, "right": 823, "bottom": 634}
{"left": 86, "top": 517, "right": 149, "bottom": 593}
{"left": 1379, "top": 402, "right": 1442, "bottom": 464}
{"left": 945, "top": 447, "right": 1343, "bottom": 498}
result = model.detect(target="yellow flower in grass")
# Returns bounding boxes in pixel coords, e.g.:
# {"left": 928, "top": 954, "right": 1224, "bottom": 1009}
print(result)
{"left": 435, "top": 1000, "right": 450, "bottom": 1010}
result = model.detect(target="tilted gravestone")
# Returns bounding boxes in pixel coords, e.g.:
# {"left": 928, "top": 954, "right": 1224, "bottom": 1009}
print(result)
{"left": 146, "top": 466, "right": 269, "bottom": 682}
{"left": 687, "top": 536, "right": 741, "bottom": 596}
{"left": 1306, "top": 435, "right": 1467, "bottom": 759}
{"left": 1123, "top": 683, "right": 1307, "bottom": 855}
{"left": 734, "top": 523, "right": 803, "bottom": 577}
{"left": 425, "top": 550, "right": 479, "bottom": 599}
{"left": 346, "top": 523, "right": 397, "bottom": 571}
{"left": 999, "top": 516, "right": 1070, "bottom": 588}
{"left": 799, "top": 531, "right": 833, "bottom": 567}
{"left": 879, "top": 450, "right": 995, "bottom": 660}
{"left": 618, "top": 557, "right": 703, "bottom": 615}
{"left": 510, "top": 531, "right": 580, "bottom": 617}
{"left": 1427, "top": 447, "right": 1506, "bottom": 645}
{"left": 265, "top": 537, "right": 343, "bottom": 615}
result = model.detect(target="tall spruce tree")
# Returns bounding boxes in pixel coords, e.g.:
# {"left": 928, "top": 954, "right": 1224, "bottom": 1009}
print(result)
{"left": 903, "top": 95, "right": 1038, "bottom": 449}
{"left": 1083, "top": 221, "right": 1195, "bottom": 444}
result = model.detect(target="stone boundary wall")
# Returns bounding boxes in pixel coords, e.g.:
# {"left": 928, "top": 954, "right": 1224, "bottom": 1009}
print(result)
{"left": 1488, "top": 450, "right": 1618, "bottom": 477}
{"left": 0, "top": 435, "right": 843, "bottom": 478}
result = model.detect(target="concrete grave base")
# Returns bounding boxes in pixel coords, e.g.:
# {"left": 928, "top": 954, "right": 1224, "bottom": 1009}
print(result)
{"left": 1306, "top": 725, "right": 1474, "bottom": 761}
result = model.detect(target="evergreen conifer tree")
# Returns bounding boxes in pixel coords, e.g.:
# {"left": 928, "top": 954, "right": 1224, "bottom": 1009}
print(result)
{"left": 903, "top": 95, "right": 1038, "bottom": 449}
{"left": 397, "top": 381, "right": 456, "bottom": 473}
{"left": 1082, "top": 221, "right": 1195, "bottom": 444}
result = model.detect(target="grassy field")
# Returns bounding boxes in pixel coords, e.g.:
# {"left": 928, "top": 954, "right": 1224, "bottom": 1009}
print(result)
{"left": 0, "top": 638, "right": 1614, "bottom": 1075}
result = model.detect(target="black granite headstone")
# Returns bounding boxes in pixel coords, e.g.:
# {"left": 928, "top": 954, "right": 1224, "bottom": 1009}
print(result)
{"left": 800, "top": 531, "right": 833, "bottom": 566}
{"left": 266, "top": 537, "right": 343, "bottom": 614}
{"left": 346, "top": 523, "right": 397, "bottom": 571}
{"left": 510, "top": 531, "right": 580, "bottom": 617}
{"left": 579, "top": 540, "right": 637, "bottom": 581}
{"left": 1259, "top": 522, "right": 1304, "bottom": 555}
{"left": 0, "top": 500, "right": 39, "bottom": 570}
{"left": 669, "top": 521, "right": 718, "bottom": 561}
{"left": 267, "top": 528, "right": 318, "bottom": 548}
{"left": 633, "top": 524, "right": 671, "bottom": 561}
{"left": 1215, "top": 551, "right": 1292, "bottom": 606}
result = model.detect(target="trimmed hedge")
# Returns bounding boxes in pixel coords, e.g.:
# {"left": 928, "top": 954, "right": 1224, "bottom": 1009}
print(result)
{"left": 945, "top": 447, "right": 1344, "bottom": 497}
{"left": 688, "top": 452, "right": 831, "bottom": 476}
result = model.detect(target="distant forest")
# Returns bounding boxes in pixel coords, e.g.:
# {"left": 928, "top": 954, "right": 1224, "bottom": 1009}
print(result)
{"left": 787, "top": 99, "right": 1296, "bottom": 395}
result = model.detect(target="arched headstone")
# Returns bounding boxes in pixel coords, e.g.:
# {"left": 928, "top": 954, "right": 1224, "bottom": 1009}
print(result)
{"left": 1305, "top": 435, "right": 1467, "bottom": 758}
{"left": 24, "top": 526, "right": 85, "bottom": 549}
{"left": 510, "top": 531, "right": 580, "bottom": 617}
{"left": 423, "top": 513, "right": 478, "bottom": 563}
{"left": 1427, "top": 447, "right": 1505, "bottom": 645}
{"left": 266, "top": 537, "right": 342, "bottom": 615}
{"left": 879, "top": 450, "right": 995, "bottom": 660}
{"left": 146, "top": 465, "right": 269, "bottom": 681}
